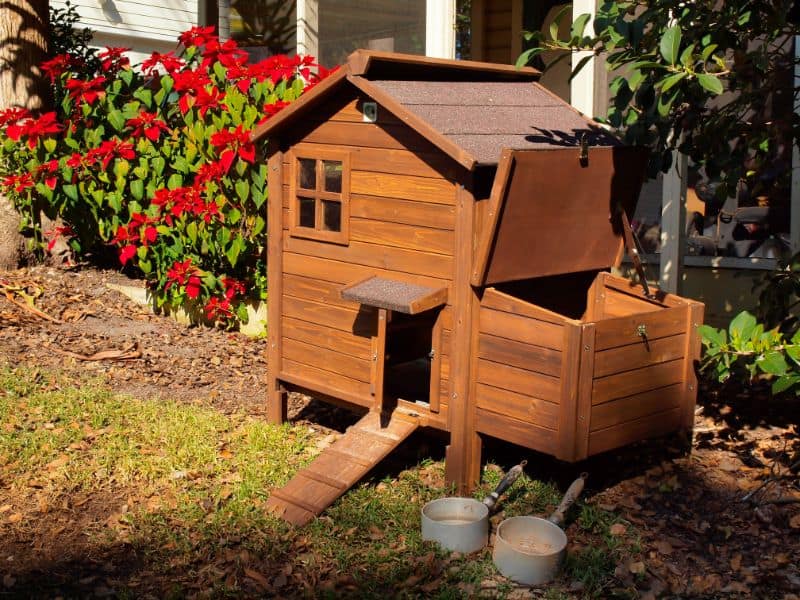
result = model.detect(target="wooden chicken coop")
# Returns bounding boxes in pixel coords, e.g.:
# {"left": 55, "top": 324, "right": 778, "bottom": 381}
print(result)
{"left": 252, "top": 50, "right": 704, "bottom": 526}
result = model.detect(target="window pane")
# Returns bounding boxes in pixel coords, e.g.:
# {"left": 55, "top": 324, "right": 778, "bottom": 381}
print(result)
{"left": 228, "top": 0, "right": 296, "bottom": 56}
{"left": 318, "top": 0, "right": 426, "bottom": 66}
{"left": 299, "top": 197, "right": 315, "bottom": 228}
{"left": 323, "top": 161, "right": 342, "bottom": 193}
{"left": 322, "top": 200, "right": 341, "bottom": 232}
{"left": 298, "top": 159, "right": 316, "bottom": 190}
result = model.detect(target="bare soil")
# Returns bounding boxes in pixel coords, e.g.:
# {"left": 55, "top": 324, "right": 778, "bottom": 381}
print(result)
{"left": 1, "top": 265, "right": 799, "bottom": 599}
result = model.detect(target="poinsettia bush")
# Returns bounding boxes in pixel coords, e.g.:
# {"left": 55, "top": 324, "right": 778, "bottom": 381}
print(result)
{"left": 0, "top": 26, "right": 332, "bottom": 326}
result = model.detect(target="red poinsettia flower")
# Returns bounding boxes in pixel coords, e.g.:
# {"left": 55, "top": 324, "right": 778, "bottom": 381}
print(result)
{"left": 172, "top": 69, "right": 211, "bottom": 92}
{"left": 119, "top": 244, "right": 138, "bottom": 265}
{"left": 201, "top": 38, "right": 247, "bottom": 69}
{"left": 111, "top": 224, "right": 133, "bottom": 245}
{"left": 195, "top": 161, "right": 225, "bottom": 184}
{"left": 64, "top": 76, "right": 107, "bottom": 105}
{"left": 86, "top": 139, "right": 135, "bottom": 170}
{"left": 44, "top": 225, "right": 74, "bottom": 253}
{"left": 209, "top": 125, "right": 255, "bottom": 172}
{"left": 37, "top": 159, "right": 60, "bottom": 189}
{"left": 0, "top": 107, "right": 31, "bottom": 127}
{"left": 140, "top": 51, "right": 185, "bottom": 77}
{"left": 98, "top": 47, "right": 131, "bottom": 72}
{"left": 6, "top": 112, "right": 63, "bottom": 149}
{"left": 40, "top": 53, "right": 84, "bottom": 82}
{"left": 1, "top": 173, "right": 33, "bottom": 193}
{"left": 257, "top": 100, "right": 291, "bottom": 126}
{"left": 192, "top": 86, "right": 227, "bottom": 118}
{"left": 204, "top": 296, "right": 232, "bottom": 320}
{"left": 221, "top": 277, "right": 246, "bottom": 300}
{"left": 165, "top": 258, "right": 194, "bottom": 288}
{"left": 126, "top": 111, "right": 171, "bottom": 141}
{"left": 178, "top": 25, "right": 217, "bottom": 49}
{"left": 185, "top": 275, "right": 202, "bottom": 299}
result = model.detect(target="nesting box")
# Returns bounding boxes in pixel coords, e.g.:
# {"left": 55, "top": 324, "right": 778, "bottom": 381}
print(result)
{"left": 252, "top": 51, "right": 704, "bottom": 525}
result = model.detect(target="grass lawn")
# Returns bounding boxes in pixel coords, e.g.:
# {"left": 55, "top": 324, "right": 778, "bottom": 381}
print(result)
{"left": 0, "top": 367, "right": 636, "bottom": 598}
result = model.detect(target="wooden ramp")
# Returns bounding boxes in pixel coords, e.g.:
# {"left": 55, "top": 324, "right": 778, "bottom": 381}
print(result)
{"left": 266, "top": 410, "right": 419, "bottom": 526}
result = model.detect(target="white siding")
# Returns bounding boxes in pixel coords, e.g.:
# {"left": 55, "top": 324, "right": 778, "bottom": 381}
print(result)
{"left": 51, "top": 0, "right": 200, "bottom": 64}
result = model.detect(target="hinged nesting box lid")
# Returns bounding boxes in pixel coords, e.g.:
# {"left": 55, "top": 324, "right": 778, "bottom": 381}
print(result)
{"left": 472, "top": 146, "right": 648, "bottom": 286}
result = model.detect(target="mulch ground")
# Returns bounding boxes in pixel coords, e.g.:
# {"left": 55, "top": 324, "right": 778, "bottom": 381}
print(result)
{"left": 1, "top": 264, "right": 799, "bottom": 599}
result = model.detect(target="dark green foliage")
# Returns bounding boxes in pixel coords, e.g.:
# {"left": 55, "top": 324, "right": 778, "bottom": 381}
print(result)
{"left": 518, "top": 1, "right": 799, "bottom": 203}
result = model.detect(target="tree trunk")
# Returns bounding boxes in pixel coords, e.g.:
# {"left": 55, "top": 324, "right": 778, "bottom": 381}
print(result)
{"left": 0, "top": 0, "right": 49, "bottom": 270}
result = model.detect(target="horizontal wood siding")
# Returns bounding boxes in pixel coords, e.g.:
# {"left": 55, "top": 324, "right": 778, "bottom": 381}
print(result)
{"left": 586, "top": 292, "right": 689, "bottom": 455}
{"left": 278, "top": 95, "right": 460, "bottom": 414}
{"left": 476, "top": 408, "right": 558, "bottom": 454}
{"left": 475, "top": 290, "right": 563, "bottom": 447}
{"left": 593, "top": 306, "right": 688, "bottom": 351}
{"left": 588, "top": 407, "right": 682, "bottom": 455}
{"left": 51, "top": 0, "right": 196, "bottom": 40}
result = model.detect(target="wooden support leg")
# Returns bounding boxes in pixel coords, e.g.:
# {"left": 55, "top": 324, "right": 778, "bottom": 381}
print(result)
{"left": 267, "top": 379, "right": 287, "bottom": 424}
{"left": 445, "top": 431, "right": 482, "bottom": 495}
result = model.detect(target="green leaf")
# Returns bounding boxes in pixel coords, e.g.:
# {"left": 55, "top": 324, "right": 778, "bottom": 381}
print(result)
{"left": 252, "top": 188, "right": 266, "bottom": 209}
{"left": 657, "top": 88, "right": 679, "bottom": 117}
{"left": 729, "top": 311, "right": 757, "bottom": 341}
{"left": 139, "top": 259, "right": 152, "bottom": 275}
{"left": 186, "top": 221, "right": 197, "bottom": 244}
{"left": 570, "top": 13, "right": 592, "bottom": 41}
{"left": 696, "top": 73, "right": 723, "bottom": 95}
{"left": 757, "top": 351, "right": 788, "bottom": 376}
{"left": 134, "top": 88, "right": 153, "bottom": 109}
{"left": 737, "top": 10, "right": 752, "bottom": 26}
{"left": 43, "top": 137, "right": 57, "bottom": 153}
{"left": 213, "top": 61, "right": 227, "bottom": 82}
{"left": 236, "top": 303, "right": 250, "bottom": 324}
{"left": 660, "top": 72, "right": 687, "bottom": 93}
{"left": 679, "top": 44, "right": 696, "bottom": 67}
{"left": 228, "top": 207, "right": 242, "bottom": 225}
{"left": 549, "top": 4, "right": 572, "bottom": 41}
{"left": 785, "top": 345, "right": 800, "bottom": 366}
{"left": 235, "top": 180, "right": 250, "bottom": 203}
{"left": 698, "top": 324, "right": 726, "bottom": 347}
{"left": 772, "top": 374, "right": 800, "bottom": 394}
{"left": 253, "top": 215, "right": 266, "bottom": 236}
{"left": 63, "top": 184, "right": 78, "bottom": 201}
{"left": 700, "top": 43, "right": 718, "bottom": 62}
{"left": 108, "top": 109, "right": 126, "bottom": 132}
{"left": 130, "top": 179, "right": 144, "bottom": 200}
{"left": 659, "top": 25, "right": 682, "bottom": 65}
{"left": 167, "top": 173, "right": 183, "bottom": 190}
{"left": 569, "top": 54, "right": 594, "bottom": 82}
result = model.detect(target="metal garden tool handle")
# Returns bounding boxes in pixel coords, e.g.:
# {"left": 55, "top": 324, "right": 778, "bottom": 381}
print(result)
{"left": 547, "top": 472, "right": 588, "bottom": 527}
{"left": 482, "top": 460, "right": 527, "bottom": 512}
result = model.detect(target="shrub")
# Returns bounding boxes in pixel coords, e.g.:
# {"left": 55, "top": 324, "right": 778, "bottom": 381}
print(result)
{"left": 0, "top": 25, "right": 333, "bottom": 326}
{"left": 698, "top": 311, "right": 800, "bottom": 396}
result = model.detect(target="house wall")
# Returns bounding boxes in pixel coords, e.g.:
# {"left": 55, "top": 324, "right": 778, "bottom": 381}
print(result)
{"left": 274, "top": 90, "right": 466, "bottom": 427}
{"left": 51, "top": 0, "right": 200, "bottom": 64}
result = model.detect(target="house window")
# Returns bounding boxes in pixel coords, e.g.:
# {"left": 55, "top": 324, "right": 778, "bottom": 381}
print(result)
{"left": 289, "top": 146, "right": 350, "bottom": 244}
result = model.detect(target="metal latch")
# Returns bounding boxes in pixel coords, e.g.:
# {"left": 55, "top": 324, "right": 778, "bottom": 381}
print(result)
{"left": 579, "top": 133, "right": 589, "bottom": 166}
{"left": 637, "top": 324, "right": 650, "bottom": 351}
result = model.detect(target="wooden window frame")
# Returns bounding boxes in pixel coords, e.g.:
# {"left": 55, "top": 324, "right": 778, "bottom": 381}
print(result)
{"left": 288, "top": 144, "right": 351, "bottom": 245}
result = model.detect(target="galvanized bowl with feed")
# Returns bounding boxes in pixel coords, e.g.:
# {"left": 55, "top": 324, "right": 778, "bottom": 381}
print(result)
{"left": 492, "top": 473, "right": 587, "bottom": 585}
{"left": 421, "top": 461, "right": 526, "bottom": 554}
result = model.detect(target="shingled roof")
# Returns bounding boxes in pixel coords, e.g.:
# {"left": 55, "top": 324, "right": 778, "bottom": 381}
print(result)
{"left": 251, "top": 50, "right": 616, "bottom": 169}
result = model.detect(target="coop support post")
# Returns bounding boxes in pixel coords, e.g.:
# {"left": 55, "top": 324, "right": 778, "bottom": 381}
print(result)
{"left": 445, "top": 183, "right": 481, "bottom": 493}
{"left": 266, "top": 147, "right": 287, "bottom": 424}
{"left": 681, "top": 301, "right": 704, "bottom": 430}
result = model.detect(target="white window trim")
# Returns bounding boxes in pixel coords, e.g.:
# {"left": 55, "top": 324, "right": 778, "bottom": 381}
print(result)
{"left": 426, "top": 0, "right": 456, "bottom": 58}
